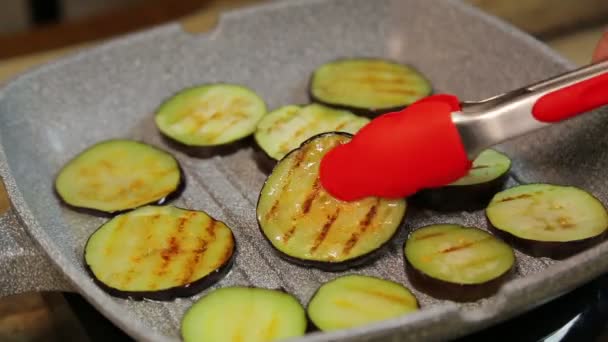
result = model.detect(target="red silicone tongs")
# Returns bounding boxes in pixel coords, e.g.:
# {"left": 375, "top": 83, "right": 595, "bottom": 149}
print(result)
{"left": 319, "top": 60, "right": 608, "bottom": 201}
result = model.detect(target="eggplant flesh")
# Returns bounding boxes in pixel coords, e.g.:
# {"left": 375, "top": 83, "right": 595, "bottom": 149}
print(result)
{"left": 256, "top": 132, "right": 406, "bottom": 271}
{"left": 84, "top": 205, "right": 235, "bottom": 300}
{"left": 404, "top": 224, "right": 515, "bottom": 302}
{"left": 155, "top": 83, "right": 267, "bottom": 147}
{"left": 486, "top": 184, "right": 608, "bottom": 259}
{"left": 254, "top": 103, "right": 369, "bottom": 161}
{"left": 309, "top": 58, "right": 432, "bottom": 117}
{"left": 181, "top": 287, "right": 307, "bottom": 342}
{"left": 55, "top": 139, "right": 182, "bottom": 214}
{"left": 413, "top": 149, "right": 511, "bottom": 212}
{"left": 307, "top": 275, "right": 419, "bottom": 331}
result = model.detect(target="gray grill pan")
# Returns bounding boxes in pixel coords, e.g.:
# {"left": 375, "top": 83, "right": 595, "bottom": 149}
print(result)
{"left": 1, "top": 0, "right": 608, "bottom": 341}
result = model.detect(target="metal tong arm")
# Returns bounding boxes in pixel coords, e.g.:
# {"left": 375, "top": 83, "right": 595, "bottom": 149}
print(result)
{"left": 452, "top": 59, "right": 608, "bottom": 159}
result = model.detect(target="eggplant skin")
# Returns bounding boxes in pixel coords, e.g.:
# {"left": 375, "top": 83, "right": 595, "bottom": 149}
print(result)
{"left": 404, "top": 256, "right": 514, "bottom": 302}
{"left": 259, "top": 235, "right": 398, "bottom": 272}
{"left": 308, "top": 57, "right": 433, "bottom": 118}
{"left": 84, "top": 253, "right": 234, "bottom": 301}
{"left": 255, "top": 132, "right": 406, "bottom": 272}
{"left": 257, "top": 206, "right": 406, "bottom": 272}
{"left": 486, "top": 217, "right": 607, "bottom": 260}
{"left": 83, "top": 205, "right": 236, "bottom": 301}
{"left": 160, "top": 132, "right": 251, "bottom": 159}
{"left": 55, "top": 176, "right": 185, "bottom": 218}
{"left": 411, "top": 172, "right": 509, "bottom": 212}
{"left": 53, "top": 140, "right": 185, "bottom": 217}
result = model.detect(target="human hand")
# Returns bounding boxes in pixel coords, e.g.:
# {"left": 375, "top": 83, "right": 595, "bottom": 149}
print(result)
{"left": 592, "top": 31, "right": 608, "bottom": 62}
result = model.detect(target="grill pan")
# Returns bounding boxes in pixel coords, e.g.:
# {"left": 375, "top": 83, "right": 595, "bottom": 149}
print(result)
{"left": 1, "top": 0, "right": 608, "bottom": 341}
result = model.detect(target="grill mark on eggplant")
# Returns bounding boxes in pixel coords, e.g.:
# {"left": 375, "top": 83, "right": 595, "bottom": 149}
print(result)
{"left": 204, "top": 112, "right": 250, "bottom": 144}
{"left": 150, "top": 216, "right": 189, "bottom": 287}
{"left": 264, "top": 144, "right": 312, "bottom": 222}
{"left": 342, "top": 202, "right": 379, "bottom": 255}
{"left": 333, "top": 120, "right": 353, "bottom": 131}
{"left": 279, "top": 126, "right": 310, "bottom": 153}
{"left": 282, "top": 226, "right": 296, "bottom": 243}
{"left": 264, "top": 108, "right": 301, "bottom": 134}
{"left": 186, "top": 110, "right": 223, "bottom": 134}
{"left": 157, "top": 236, "right": 181, "bottom": 276}
{"left": 497, "top": 193, "right": 533, "bottom": 202}
{"left": 302, "top": 178, "right": 321, "bottom": 214}
{"left": 414, "top": 232, "right": 446, "bottom": 241}
{"left": 180, "top": 219, "right": 217, "bottom": 284}
{"left": 181, "top": 239, "right": 209, "bottom": 284}
{"left": 353, "top": 288, "right": 415, "bottom": 306}
{"left": 311, "top": 209, "right": 341, "bottom": 253}
{"left": 439, "top": 236, "right": 493, "bottom": 254}
{"left": 116, "top": 216, "right": 152, "bottom": 289}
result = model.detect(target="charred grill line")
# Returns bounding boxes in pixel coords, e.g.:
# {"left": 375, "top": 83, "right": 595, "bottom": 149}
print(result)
{"left": 311, "top": 209, "right": 341, "bottom": 253}
{"left": 343, "top": 202, "right": 379, "bottom": 255}
{"left": 439, "top": 237, "right": 492, "bottom": 254}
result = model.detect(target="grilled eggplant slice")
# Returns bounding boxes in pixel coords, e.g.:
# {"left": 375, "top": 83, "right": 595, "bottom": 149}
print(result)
{"left": 254, "top": 103, "right": 369, "bottom": 161}
{"left": 155, "top": 83, "right": 267, "bottom": 147}
{"left": 309, "top": 58, "right": 432, "bottom": 117}
{"left": 307, "top": 275, "right": 419, "bottom": 331}
{"left": 55, "top": 139, "right": 182, "bottom": 214}
{"left": 413, "top": 149, "right": 511, "bottom": 211}
{"left": 181, "top": 287, "right": 307, "bottom": 342}
{"left": 486, "top": 184, "right": 608, "bottom": 259}
{"left": 84, "top": 205, "right": 235, "bottom": 300}
{"left": 404, "top": 224, "right": 515, "bottom": 302}
{"left": 256, "top": 132, "right": 406, "bottom": 271}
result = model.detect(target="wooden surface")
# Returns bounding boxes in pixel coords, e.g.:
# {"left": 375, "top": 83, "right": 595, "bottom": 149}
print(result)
{"left": 0, "top": 1, "right": 605, "bottom": 340}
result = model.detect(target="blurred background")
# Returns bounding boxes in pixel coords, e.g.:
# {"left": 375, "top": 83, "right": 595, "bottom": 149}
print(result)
{"left": 0, "top": 0, "right": 607, "bottom": 341}
{"left": 0, "top": 0, "right": 607, "bottom": 63}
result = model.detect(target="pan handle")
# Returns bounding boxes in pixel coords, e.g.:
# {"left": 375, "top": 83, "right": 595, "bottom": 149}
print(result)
{"left": 0, "top": 207, "right": 73, "bottom": 297}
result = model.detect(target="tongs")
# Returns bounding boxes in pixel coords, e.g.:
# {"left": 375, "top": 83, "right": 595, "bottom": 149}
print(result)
{"left": 319, "top": 60, "right": 608, "bottom": 201}
{"left": 455, "top": 59, "right": 608, "bottom": 158}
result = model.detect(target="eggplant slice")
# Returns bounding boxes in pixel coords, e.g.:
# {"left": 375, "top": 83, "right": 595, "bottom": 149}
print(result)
{"left": 486, "top": 184, "right": 608, "bottom": 259}
{"left": 309, "top": 58, "right": 432, "bottom": 117}
{"left": 404, "top": 224, "right": 515, "bottom": 302}
{"left": 55, "top": 139, "right": 182, "bottom": 214}
{"left": 84, "top": 205, "right": 235, "bottom": 300}
{"left": 307, "top": 275, "right": 419, "bottom": 331}
{"left": 413, "top": 149, "right": 511, "bottom": 211}
{"left": 256, "top": 132, "right": 407, "bottom": 271}
{"left": 155, "top": 83, "right": 267, "bottom": 146}
{"left": 254, "top": 103, "right": 369, "bottom": 161}
{"left": 181, "top": 286, "right": 307, "bottom": 342}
